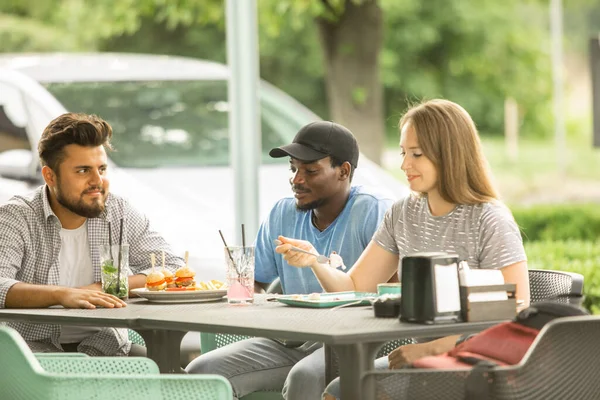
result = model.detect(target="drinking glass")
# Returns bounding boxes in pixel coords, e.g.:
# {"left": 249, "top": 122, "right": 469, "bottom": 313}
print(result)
{"left": 99, "top": 244, "right": 130, "bottom": 299}
{"left": 224, "top": 246, "right": 254, "bottom": 305}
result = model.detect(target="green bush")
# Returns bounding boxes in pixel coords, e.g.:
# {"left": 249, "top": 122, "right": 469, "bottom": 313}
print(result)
{"left": 512, "top": 204, "right": 600, "bottom": 242}
{"left": 525, "top": 240, "right": 600, "bottom": 314}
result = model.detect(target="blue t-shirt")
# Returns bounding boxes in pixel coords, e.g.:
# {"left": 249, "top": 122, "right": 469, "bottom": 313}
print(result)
{"left": 254, "top": 186, "right": 394, "bottom": 294}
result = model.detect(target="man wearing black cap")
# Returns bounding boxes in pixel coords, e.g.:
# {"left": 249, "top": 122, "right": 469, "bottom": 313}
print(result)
{"left": 186, "top": 121, "right": 394, "bottom": 400}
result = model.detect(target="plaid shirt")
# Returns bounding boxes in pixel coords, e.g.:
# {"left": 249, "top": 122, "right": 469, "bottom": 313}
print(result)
{"left": 0, "top": 185, "right": 184, "bottom": 356}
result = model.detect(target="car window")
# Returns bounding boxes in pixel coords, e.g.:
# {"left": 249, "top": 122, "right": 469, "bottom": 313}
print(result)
{"left": 0, "top": 82, "right": 30, "bottom": 153}
{"left": 44, "top": 81, "right": 307, "bottom": 168}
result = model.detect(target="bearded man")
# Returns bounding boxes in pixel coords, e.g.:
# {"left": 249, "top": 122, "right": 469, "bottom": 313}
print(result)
{"left": 0, "top": 113, "right": 183, "bottom": 356}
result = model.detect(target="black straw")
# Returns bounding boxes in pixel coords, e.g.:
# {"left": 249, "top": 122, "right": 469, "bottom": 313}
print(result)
{"left": 108, "top": 221, "right": 113, "bottom": 261}
{"left": 116, "top": 218, "right": 124, "bottom": 296}
{"left": 241, "top": 224, "right": 246, "bottom": 247}
{"left": 219, "top": 230, "right": 239, "bottom": 274}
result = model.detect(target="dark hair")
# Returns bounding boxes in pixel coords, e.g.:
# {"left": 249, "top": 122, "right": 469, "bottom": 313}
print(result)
{"left": 38, "top": 113, "right": 113, "bottom": 173}
{"left": 330, "top": 155, "right": 355, "bottom": 182}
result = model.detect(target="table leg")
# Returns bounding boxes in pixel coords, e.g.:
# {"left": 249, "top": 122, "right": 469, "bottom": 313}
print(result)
{"left": 135, "top": 329, "right": 187, "bottom": 373}
{"left": 332, "top": 342, "right": 383, "bottom": 400}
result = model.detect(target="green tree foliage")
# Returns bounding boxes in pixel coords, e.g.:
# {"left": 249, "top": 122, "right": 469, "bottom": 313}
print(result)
{"left": 0, "top": 0, "right": 83, "bottom": 51}
{"left": 0, "top": 0, "right": 555, "bottom": 138}
{"left": 0, "top": 13, "right": 80, "bottom": 51}
{"left": 100, "top": 16, "right": 330, "bottom": 119}
{"left": 381, "top": 0, "right": 553, "bottom": 137}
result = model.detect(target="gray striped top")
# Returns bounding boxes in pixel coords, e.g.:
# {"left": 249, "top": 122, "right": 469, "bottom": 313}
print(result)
{"left": 374, "top": 194, "right": 526, "bottom": 272}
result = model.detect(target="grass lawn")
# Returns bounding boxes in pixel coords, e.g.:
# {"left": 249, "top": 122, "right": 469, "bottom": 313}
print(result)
{"left": 384, "top": 134, "right": 600, "bottom": 206}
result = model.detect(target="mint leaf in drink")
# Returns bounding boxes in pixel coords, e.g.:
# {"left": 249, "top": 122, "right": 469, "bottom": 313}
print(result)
{"left": 102, "top": 260, "right": 117, "bottom": 274}
{"left": 101, "top": 260, "right": 128, "bottom": 298}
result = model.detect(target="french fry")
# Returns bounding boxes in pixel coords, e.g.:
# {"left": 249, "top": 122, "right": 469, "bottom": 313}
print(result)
{"left": 193, "top": 279, "right": 225, "bottom": 290}
{"left": 211, "top": 279, "right": 224, "bottom": 289}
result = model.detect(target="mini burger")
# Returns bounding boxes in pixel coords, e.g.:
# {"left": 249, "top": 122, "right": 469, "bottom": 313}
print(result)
{"left": 162, "top": 268, "right": 176, "bottom": 288}
{"left": 174, "top": 266, "right": 196, "bottom": 288}
{"left": 145, "top": 270, "right": 166, "bottom": 291}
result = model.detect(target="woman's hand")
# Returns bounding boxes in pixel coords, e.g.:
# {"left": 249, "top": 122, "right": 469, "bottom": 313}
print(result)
{"left": 274, "top": 236, "right": 321, "bottom": 268}
{"left": 387, "top": 342, "right": 436, "bottom": 369}
{"left": 387, "top": 335, "right": 460, "bottom": 369}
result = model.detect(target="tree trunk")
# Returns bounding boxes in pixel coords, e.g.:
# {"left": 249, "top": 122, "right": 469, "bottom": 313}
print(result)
{"left": 316, "top": 0, "right": 385, "bottom": 165}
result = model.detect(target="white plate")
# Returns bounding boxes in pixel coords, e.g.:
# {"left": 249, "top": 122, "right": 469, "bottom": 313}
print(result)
{"left": 130, "top": 288, "right": 227, "bottom": 304}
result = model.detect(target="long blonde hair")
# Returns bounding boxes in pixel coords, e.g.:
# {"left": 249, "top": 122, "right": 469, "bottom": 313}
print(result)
{"left": 399, "top": 99, "right": 499, "bottom": 204}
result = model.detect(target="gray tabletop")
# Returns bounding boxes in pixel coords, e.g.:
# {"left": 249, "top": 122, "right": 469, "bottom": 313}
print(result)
{"left": 0, "top": 294, "right": 498, "bottom": 345}
{"left": 135, "top": 295, "right": 498, "bottom": 344}
{"left": 0, "top": 303, "right": 143, "bottom": 327}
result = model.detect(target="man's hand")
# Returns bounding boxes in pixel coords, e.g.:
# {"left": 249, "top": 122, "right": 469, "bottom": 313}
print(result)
{"left": 78, "top": 275, "right": 146, "bottom": 293}
{"left": 275, "top": 236, "right": 320, "bottom": 268}
{"left": 58, "top": 288, "right": 127, "bottom": 309}
{"left": 77, "top": 282, "right": 102, "bottom": 291}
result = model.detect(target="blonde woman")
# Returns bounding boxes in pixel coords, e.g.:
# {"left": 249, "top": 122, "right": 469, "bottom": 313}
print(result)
{"left": 276, "top": 99, "right": 530, "bottom": 399}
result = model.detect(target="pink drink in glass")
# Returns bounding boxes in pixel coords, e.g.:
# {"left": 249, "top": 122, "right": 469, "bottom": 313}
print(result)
{"left": 225, "top": 246, "right": 254, "bottom": 304}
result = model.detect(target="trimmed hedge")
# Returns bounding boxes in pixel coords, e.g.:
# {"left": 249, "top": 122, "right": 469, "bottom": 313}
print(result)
{"left": 512, "top": 204, "right": 600, "bottom": 242}
{"left": 524, "top": 240, "right": 600, "bottom": 314}
{"left": 511, "top": 204, "right": 600, "bottom": 313}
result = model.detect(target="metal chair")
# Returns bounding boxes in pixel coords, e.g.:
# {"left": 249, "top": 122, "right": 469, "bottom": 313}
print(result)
{"left": 34, "top": 353, "right": 89, "bottom": 359}
{"left": 36, "top": 356, "right": 160, "bottom": 375}
{"left": 0, "top": 326, "right": 233, "bottom": 400}
{"left": 324, "top": 268, "right": 586, "bottom": 386}
{"left": 129, "top": 329, "right": 147, "bottom": 346}
{"left": 528, "top": 269, "right": 584, "bottom": 305}
{"left": 364, "top": 315, "right": 600, "bottom": 399}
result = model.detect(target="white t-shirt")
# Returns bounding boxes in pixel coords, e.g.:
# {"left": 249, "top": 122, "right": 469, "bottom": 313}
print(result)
{"left": 58, "top": 221, "right": 101, "bottom": 344}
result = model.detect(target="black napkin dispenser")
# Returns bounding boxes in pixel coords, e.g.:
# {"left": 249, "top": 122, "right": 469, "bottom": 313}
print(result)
{"left": 400, "top": 252, "right": 463, "bottom": 324}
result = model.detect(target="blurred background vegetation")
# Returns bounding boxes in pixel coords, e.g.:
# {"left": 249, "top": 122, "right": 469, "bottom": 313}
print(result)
{"left": 1, "top": 0, "right": 599, "bottom": 311}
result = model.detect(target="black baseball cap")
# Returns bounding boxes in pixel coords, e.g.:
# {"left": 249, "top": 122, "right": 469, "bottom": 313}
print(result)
{"left": 269, "top": 121, "right": 359, "bottom": 168}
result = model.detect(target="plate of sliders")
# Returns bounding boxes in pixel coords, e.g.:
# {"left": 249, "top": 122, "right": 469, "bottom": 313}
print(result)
{"left": 131, "top": 263, "right": 227, "bottom": 304}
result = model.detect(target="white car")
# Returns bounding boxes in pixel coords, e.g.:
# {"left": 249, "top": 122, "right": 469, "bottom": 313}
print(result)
{"left": 0, "top": 53, "right": 408, "bottom": 281}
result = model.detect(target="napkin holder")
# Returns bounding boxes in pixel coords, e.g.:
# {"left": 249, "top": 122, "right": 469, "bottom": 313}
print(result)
{"left": 460, "top": 284, "right": 517, "bottom": 322}
{"left": 400, "top": 252, "right": 462, "bottom": 324}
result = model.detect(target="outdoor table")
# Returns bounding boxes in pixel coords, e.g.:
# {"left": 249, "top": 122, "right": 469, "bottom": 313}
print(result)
{"left": 0, "top": 295, "right": 500, "bottom": 400}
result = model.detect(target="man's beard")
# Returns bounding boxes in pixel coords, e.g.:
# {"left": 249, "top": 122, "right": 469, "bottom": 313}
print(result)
{"left": 55, "top": 181, "right": 106, "bottom": 218}
{"left": 296, "top": 198, "right": 326, "bottom": 211}
{"left": 292, "top": 184, "right": 327, "bottom": 211}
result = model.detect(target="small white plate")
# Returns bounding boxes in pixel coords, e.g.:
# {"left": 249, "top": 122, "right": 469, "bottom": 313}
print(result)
{"left": 130, "top": 288, "right": 227, "bottom": 304}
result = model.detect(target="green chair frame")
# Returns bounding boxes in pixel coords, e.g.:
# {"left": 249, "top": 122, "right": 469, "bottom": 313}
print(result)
{"left": 129, "top": 329, "right": 146, "bottom": 346}
{"left": 0, "top": 326, "right": 232, "bottom": 400}
{"left": 36, "top": 356, "right": 160, "bottom": 375}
